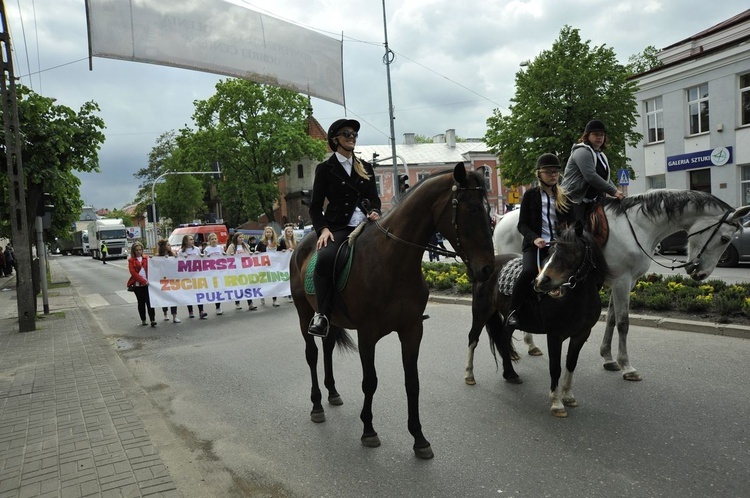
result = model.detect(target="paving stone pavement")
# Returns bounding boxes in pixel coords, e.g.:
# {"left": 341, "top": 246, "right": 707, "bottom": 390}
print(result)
{"left": 0, "top": 262, "right": 181, "bottom": 498}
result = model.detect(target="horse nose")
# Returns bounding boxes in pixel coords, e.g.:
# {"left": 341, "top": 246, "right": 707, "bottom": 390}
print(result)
{"left": 535, "top": 274, "right": 550, "bottom": 291}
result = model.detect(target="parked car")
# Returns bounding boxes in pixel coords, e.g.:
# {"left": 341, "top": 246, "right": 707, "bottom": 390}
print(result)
{"left": 717, "top": 217, "right": 750, "bottom": 267}
{"left": 655, "top": 230, "right": 687, "bottom": 255}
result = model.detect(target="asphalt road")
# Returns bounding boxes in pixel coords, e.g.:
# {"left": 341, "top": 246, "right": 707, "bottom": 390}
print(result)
{"left": 57, "top": 255, "right": 749, "bottom": 498}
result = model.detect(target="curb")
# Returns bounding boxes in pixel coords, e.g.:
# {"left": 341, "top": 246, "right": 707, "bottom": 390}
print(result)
{"left": 427, "top": 294, "right": 750, "bottom": 339}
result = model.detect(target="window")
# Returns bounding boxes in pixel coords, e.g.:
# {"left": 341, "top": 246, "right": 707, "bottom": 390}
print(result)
{"left": 741, "top": 165, "right": 750, "bottom": 206}
{"left": 297, "top": 164, "right": 304, "bottom": 179}
{"left": 375, "top": 175, "right": 382, "bottom": 196}
{"left": 648, "top": 175, "right": 666, "bottom": 189}
{"left": 687, "top": 84, "right": 709, "bottom": 135}
{"left": 645, "top": 97, "right": 664, "bottom": 143}
{"left": 741, "top": 74, "right": 750, "bottom": 126}
{"left": 417, "top": 172, "right": 430, "bottom": 183}
{"left": 481, "top": 166, "right": 493, "bottom": 192}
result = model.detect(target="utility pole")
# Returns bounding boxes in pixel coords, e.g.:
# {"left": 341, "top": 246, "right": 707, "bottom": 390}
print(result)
{"left": 381, "top": 0, "right": 400, "bottom": 201}
{"left": 0, "top": 3, "right": 36, "bottom": 331}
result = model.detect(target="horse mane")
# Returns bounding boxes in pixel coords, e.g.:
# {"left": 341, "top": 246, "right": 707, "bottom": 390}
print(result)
{"left": 602, "top": 189, "right": 732, "bottom": 222}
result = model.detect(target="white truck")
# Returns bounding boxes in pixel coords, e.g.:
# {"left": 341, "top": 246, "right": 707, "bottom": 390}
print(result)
{"left": 73, "top": 229, "right": 89, "bottom": 256}
{"left": 87, "top": 219, "right": 128, "bottom": 260}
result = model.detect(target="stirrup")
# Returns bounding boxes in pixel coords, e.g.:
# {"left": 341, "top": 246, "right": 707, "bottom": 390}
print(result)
{"left": 308, "top": 313, "right": 330, "bottom": 338}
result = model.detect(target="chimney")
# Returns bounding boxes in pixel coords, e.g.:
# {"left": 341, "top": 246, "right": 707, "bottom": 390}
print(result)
{"left": 445, "top": 129, "right": 456, "bottom": 148}
{"left": 403, "top": 133, "right": 415, "bottom": 145}
{"left": 432, "top": 134, "right": 445, "bottom": 143}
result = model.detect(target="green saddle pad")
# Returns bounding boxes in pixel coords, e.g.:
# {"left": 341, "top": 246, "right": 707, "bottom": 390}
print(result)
{"left": 304, "top": 245, "right": 355, "bottom": 295}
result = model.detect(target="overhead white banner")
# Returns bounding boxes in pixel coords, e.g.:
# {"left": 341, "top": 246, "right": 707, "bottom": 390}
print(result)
{"left": 147, "top": 252, "right": 292, "bottom": 307}
{"left": 86, "top": 0, "right": 345, "bottom": 105}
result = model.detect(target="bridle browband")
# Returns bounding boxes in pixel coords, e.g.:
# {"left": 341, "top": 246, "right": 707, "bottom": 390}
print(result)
{"left": 623, "top": 208, "right": 738, "bottom": 271}
{"left": 373, "top": 181, "right": 487, "bottom": 260}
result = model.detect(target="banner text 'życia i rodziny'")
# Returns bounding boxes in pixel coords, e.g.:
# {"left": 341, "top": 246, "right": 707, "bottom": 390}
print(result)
{"left": 148, "top": 252, "right": 292, "bottom": 307}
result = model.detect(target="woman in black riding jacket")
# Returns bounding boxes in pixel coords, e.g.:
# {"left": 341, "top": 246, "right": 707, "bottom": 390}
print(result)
{"left": 307, "top": 119, "right": 382, "bottom": 337}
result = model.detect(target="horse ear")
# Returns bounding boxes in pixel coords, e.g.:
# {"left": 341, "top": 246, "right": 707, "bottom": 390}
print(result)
{"left": 574, "top": 219, "right": 584, "bottom": 237}
{"left": 453, "top": 162, "right": 467, "bottom": 184}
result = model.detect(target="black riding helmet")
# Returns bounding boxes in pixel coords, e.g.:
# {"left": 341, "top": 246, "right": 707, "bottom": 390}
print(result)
{"left": 327, "top": 119, "right": 360, "bottom": 150}
{"left": 536, "top": 153, "right": 561, "bottom": 170}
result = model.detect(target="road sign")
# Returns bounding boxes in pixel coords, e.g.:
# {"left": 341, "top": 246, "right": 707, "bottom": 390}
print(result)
{"left": 618, "top": 169, "right": 630, "bottom": 186}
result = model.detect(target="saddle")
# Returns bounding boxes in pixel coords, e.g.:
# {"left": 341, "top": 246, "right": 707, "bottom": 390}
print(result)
{"left": 303, "top": 222, "right": 366, "bottom": 295}
{"left": 587, "top": 202, "right": 609, "bottom": 247}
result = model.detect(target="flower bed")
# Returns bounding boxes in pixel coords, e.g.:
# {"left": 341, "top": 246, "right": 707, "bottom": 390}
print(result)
{"left": 422, "top": 261, "right": 750, "bottom": 320}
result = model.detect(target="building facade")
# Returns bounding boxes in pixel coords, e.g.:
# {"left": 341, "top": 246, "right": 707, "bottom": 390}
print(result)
{"left": 627, "top": 9, "right": 750, "bottom": 208}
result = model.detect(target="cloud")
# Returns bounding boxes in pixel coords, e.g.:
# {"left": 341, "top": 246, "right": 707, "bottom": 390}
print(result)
{"left": 7, "top": 0, "right": 749, "bottom": 212}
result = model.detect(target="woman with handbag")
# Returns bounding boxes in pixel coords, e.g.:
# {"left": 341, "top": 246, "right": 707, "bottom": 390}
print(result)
{"left": 127, "top": 242, "right": 157, "bottom": 327}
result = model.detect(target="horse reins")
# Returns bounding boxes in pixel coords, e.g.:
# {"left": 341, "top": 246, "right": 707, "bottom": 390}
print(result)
{"left": 623, "top": 209, "right": 737, "bottom": 270}
{"left": 545, "top": 238, "right": 596, "bottom": 291}
{"left": 373, "top": 182, "right": 487, "bottom": 260}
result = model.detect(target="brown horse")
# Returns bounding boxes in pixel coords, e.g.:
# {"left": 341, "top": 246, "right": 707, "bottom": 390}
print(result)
{"left": 289, "top": 163, "right": 495, "bottom": 459}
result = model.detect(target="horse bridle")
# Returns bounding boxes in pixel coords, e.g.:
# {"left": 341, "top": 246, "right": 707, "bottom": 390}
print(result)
{"left": 373, "top": 182, "right": 487, "bottom": 260}
{"left": 546, "top": 237, "right": 596, "bottom": 291}
{"left": 623, "top": 209, "right": 738, "bottom": 271}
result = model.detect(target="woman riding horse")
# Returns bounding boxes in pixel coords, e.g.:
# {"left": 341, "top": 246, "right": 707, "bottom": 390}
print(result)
{"left": 307, "top": 119, "right": 381, "bottom": 337}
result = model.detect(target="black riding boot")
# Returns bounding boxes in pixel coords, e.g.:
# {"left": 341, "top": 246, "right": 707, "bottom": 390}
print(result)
{"left": 308, "top": 273, "right": 334, "bottom": 338}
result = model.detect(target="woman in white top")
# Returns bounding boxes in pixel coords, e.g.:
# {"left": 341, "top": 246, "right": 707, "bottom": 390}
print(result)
{"left": 256, "top": 226, "right": 281, "bottom": 307}
{"left": 178, "top": 235, "right": 208, "bottom": 319}
{"left": 226, "top": 232, "right": 257, "bottom": 311}
{"left": 202, "top": 233, "right": 226, "bottom": 315}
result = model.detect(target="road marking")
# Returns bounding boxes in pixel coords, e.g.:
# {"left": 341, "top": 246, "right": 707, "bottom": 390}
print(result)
{"left": 115, "top": 290, "right": 138, "bottom": 303}
{"left": 83, "top": 293, "right": 112, "bottom": 308}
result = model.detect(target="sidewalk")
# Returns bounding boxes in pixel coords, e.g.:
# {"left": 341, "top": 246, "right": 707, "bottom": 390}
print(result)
{"left": 0, "top": 261, "right": 181, "bottom": 497}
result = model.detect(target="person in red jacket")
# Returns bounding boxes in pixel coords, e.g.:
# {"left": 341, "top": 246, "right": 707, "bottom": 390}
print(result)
{"left": 127, "top": 242, "right": 156, "bottom": 327}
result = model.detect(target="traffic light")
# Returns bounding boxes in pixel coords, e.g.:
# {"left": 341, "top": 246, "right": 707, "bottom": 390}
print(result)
{"left": 398, "top": 174, "right": 410, "bottom": 194}
{"left": 147, "top": 205, "right": 159, "bottom": 223}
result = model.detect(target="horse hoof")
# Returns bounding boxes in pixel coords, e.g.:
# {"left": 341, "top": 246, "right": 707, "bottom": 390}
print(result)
{"left": 310, "top": 410, "right": 325, "bottom": 423}
{"left": 603, "top": 361, "right": 621, "bottom": 371}
{"left": 623, "top": 371, "right": 643, "bottom": 381}
{"left": 414, "top": 444, "right": 434, "bottom": 460}
{"left": 551, "top": 408, "right": 568, "bottom": 418}
{"left": 528, "top": 347, "right": 544, "bottom": 356}
{"left": 562, "top": 398, "right": 578, "bottom": 407}
{"left": 361, "top": 435, "right": 381, "bottom": 448}
{"left": 465, "top": 377, "right": 476, "bottom": 386}
{"left": 505, "top": 376, "right": 523, "bottom": 385}
{"left": 328, "top": 395, "right": 343, "bottom": 405}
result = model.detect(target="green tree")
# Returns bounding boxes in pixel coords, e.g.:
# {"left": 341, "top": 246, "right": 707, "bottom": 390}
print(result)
{"left": 626, "top": 45, "right": 662, "bottom": 76}
{"left": 485, "top": 26, "right": 641, "bottom": 187}
{"left": 106, "top": 208, "right": 135, "bottom": 227}
{"left": 0, "top": 85, "right": 105, "bottom": 240}
{"left": 189, "top": 79, "right": 327, "bottom": 227}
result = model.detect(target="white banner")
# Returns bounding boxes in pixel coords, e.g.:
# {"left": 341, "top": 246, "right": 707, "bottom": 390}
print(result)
{"left": 148, "top": 252, "right": 292, "bottom": 307}
{"left": 86, "top": 0, "right": 345, "bottom": 105}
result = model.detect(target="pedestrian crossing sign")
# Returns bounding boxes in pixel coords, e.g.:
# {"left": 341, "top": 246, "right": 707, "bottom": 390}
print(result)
{"left": 618, "top": 169, "right": 630, "bottom": 186}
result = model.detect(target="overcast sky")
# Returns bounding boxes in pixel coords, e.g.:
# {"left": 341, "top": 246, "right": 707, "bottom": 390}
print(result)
{"left": 6, "top": 0, "right": 749, "bottom": 212}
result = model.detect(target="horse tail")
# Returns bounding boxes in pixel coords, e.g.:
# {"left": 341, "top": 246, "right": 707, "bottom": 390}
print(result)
{"left": 485, "top": 314, "right": 517, "bottom": 366}
{"left": 329, "top": 325, "right": 358, "bottom": 353}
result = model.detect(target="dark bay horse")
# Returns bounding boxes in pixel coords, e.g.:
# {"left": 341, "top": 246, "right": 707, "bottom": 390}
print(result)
{"left": 493, "top": 190, "right": 750, "bottom": 380}
{"left": 467, "top": 224, "right": 609, "bottom": 417}
{"left": 289, "top": 163, "right": 495, "bottom": 459}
